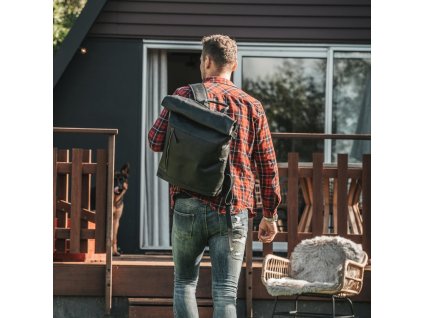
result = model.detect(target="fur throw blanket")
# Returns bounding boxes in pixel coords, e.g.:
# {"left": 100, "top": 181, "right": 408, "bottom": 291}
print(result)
{"left": 266, "top": 236, "right": 365, "bottom": 296}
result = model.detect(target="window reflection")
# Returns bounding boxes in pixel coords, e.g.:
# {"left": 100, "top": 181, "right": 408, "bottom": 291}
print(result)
{"left": 332, "top": 52, "right": 371, "bottom": 162}
{"left": 242, "top": 57, "right": 326, "bottom": 162}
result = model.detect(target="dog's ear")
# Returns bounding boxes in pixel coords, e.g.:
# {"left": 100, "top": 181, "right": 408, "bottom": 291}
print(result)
{"left": 121, "top": 163, "right": 130, "bottom": 176}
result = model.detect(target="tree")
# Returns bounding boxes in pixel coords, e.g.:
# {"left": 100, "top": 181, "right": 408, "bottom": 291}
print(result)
{"left": 243, "top": 59, "right": 326, "bottom": 162}
{"left": 53, "top": 0, "right": 87, "bottom": 52}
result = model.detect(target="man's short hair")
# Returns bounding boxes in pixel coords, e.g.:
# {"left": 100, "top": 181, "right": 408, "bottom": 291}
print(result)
{"left": 201, "top": 34, "right": 237, "bottom": 70}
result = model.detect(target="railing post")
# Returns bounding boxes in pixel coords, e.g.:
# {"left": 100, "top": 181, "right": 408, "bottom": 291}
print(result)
{"left": 70, "top": 149, "right": 83, "bottom": 253}
{"left": 288, "top": 152, "right": 299, "bottom": 256}
{"left": 53, "top": 148, "right": 57, "bottom": 253}
{"left": 95, "top": 149, "right": 107, "bottom": 253}
{"left": 312, "top": 153, "right": 324, "bottom": 236}
{"left": 105, "top": 134, "right": 116, "bottom": 314}
{"left": 337, "top": 154, "right": 348, "bottom": 237}
{"left": 80, "top": 150, "right": 92, "bottom": 253}
{"left": 362, "top": 154, "right": 371, "bottom": 258}
{"left": 56, "top": 150, "right": 70, "bottom": 253}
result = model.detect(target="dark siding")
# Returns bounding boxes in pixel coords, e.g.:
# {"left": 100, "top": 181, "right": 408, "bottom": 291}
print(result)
{"left": 89, "top": 0, "right": 370, "bottom": 44}
{"left": 54, "top": 38, "right": 142, "bottom": 254}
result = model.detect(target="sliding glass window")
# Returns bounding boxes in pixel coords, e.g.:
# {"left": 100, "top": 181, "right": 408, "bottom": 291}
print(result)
{"left": 235, "top": 46, "right": 370, "bottom": 163}
{"left": 332, "top": 52, "right": 371, "bottom": 163}
{"left": 242, "top": 56, "right": 326, "bottom": 162}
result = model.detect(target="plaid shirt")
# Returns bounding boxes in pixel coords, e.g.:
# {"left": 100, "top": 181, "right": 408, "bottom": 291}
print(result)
{"left": 148, "top": 76, "right": 281, "bottom": 218}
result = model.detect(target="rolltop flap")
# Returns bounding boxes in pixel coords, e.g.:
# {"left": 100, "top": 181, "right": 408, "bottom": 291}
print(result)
{"left": 161, "top": 95, "right": 236, "bottom": 136}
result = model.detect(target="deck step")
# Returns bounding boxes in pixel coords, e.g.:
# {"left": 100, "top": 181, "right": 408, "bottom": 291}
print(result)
{"left": 128, "top": 297, "right": 213, "bottom": 318}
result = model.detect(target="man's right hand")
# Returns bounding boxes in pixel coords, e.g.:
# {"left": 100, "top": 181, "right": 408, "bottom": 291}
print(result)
{"left": 258, "top": 218, "right": 277, "bottom": 243}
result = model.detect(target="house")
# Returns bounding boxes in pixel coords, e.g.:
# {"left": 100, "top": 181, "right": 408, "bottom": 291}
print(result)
{"left": 53, "top": 1, "right": 370, "bottom": 316}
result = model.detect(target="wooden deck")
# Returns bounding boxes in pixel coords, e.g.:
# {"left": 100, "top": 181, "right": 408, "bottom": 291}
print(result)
{"left": 54, "top": 130, "right": 371, "bottom": 316}
{"left": 53, "top": 254, "right": 371, "bottom": 302}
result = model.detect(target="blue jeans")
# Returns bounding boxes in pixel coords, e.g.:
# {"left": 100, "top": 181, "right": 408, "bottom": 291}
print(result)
{"left": 172, "top": 197, "right": 248, "bottom": 318}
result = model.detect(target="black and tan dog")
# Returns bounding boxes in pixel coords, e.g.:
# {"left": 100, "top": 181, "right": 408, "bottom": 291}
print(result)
{"left": 112, "top": 163, "right": 130, "bottom": 256}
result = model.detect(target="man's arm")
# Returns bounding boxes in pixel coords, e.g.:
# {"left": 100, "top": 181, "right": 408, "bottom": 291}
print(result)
{"left": 148, "top": 108, "right": 169, "bottom": 152}
{"left": 252, "top": 108, "right": 282, "bottom": 243}
{"left": 148, "top": 87, "right": 192, "bottom": 152}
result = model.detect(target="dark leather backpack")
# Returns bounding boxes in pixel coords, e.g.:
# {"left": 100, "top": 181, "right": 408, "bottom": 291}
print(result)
{"left": 157, "top": 83, "right": 237, "bottom": 197}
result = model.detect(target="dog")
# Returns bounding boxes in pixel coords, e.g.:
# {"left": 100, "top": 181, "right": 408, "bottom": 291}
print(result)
{"left": 112, "top": 163, "right": 130, "bottom": 256}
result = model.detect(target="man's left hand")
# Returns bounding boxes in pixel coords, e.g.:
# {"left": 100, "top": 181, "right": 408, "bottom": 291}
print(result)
{"left": 258, "top": 218, "right": 277, "bottom": 243}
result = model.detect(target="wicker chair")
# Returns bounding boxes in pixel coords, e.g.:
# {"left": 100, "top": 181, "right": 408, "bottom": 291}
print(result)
{"left": 261, "top": 236, "right": 368, "bottom": 318}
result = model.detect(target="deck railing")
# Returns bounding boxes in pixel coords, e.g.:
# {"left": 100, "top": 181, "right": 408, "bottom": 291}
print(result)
{"left": 244, "top": 133, "right": 371, "bottom": 317}
{"left": 53, "top": 127, "right": 117, "bottom": 314}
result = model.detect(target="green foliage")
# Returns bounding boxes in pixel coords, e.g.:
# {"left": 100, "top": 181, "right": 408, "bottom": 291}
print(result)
{"left": 243, "top": 59, "right": 326, "bottom": 162}
{"left": 53, "top": 0, "right": 88, "bottom": 52}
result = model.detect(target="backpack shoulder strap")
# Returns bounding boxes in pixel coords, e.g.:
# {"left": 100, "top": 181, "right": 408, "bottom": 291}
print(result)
{"left": 189, "top": 83, "right": 208, "bottom": 108}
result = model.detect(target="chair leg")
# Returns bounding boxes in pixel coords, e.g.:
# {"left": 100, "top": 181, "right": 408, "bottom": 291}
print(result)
{"left": 345, "top": 297, "right": 355, "bottom": 318}
{"left": 294, "top": 294, "right": 300, "bottom": 316}
{"left": 332, "top": 295, "right": 336, "bottom": 318}
{"left": 332, "top": 295, "right": 356, "bottom": 318}
{"left": 272, "top": 296, "right": 278, "bottom": 318}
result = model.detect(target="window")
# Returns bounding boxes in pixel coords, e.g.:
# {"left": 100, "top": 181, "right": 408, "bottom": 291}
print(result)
{"left": 234, "top": 45, "right": 371, "bottom": 163}
{"left": 242, "top": 56, "right": 326, "bottom": 162}
{"left": 332, "top": 52, "right": 371, "bottom": 162}
{"left": 140, "top": 41, "right": 370, "bottom": 250}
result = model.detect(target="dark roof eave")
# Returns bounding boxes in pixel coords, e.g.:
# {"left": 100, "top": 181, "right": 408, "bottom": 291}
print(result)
{"left": 53, "top": 0, "right": 108, "bottom": 88}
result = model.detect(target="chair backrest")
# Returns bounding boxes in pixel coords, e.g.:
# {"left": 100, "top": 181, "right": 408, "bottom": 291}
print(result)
{"left": 290, "top": 236, "right": 365, "bottom": 284}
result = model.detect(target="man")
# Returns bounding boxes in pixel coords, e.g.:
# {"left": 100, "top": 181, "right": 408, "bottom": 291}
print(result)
{"left": 148, "top": 34, "right": 281, "bottom": 318}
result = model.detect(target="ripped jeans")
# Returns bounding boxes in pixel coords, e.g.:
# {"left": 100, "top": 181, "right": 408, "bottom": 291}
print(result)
{"left": 172, "top": 197, "right": 248, "bottom": 318}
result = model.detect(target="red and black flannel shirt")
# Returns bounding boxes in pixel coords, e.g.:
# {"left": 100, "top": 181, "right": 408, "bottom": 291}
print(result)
{"left": 148, "top": 76, "right": 281, "bottom": 218}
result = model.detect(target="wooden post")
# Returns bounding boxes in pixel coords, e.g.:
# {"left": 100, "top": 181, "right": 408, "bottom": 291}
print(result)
{"left": 362, "top": 154, "right": 371, "bottom": 258}
{"left": 56, "top": 150, "right": 69, "bottom": 252}
{"left": 95, "top": 149, "right": 107, "bottom": 253}
{"left": 80, "top": 150, "right": 92, "bottom": 253}
{"left": 70, "top": 149, "right": 83, "bottom": 253}
{"left": 312, "top": 153, "right": 324, "bottom": 236}
{"left": 287, "top": 152, "right": 299, "bottom": 256}
{"left": 337, "top": 154, "right": 348, "bottom": 237}
{"left": 105, "top": 135, "right": 115, "bottom": 314}
{"left": 322, "top": 177, "right": 331, "bottom": 234}
{"left": 263, "top": 242, "right": 273, "bottom": 257}
{"left": 332, "top": 178, "right": 338, "bottom": 234}
{"left": 245, "top": 218, "right": 253, "bottom": 318}
{"left": 53, "top": 148, "right": 58, "bottom": 252}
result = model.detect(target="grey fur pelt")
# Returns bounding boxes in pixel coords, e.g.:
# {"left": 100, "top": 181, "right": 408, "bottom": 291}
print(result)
{"left": 265, "top": 236, "right": 365, "bottom": 296}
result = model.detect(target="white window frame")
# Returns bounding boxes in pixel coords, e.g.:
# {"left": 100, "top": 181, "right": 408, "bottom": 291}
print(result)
{"left": 141, "top": 40, "right": 370, "bottom": 251}
{"left": 233, "top": 43, "right": 370, "bottom": 163}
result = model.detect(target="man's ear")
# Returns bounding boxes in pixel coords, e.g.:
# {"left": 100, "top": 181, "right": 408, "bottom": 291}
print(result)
{"left": 231, "top": 61, "right": 238, "bottom": 73}
{"left": 204, "top": 55, "right": 212, "bottom": 69}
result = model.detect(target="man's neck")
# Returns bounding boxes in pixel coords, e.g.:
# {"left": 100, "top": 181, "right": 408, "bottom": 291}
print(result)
{"left": 204, "top": 72, "right": 232, "bottom": 81}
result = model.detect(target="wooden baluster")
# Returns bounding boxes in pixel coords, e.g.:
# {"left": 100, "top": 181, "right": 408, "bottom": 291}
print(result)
{"left": 353, "top": 180, "right": 364, "bottom": 231}
{"left": 80, "top": 150, "right": 92, "bottom": 253}
{"left": 53, "top": 148, "right": 58, "bottom": 252}
{"left": 298, "top": 178, "right": 310, "bottom": 233}
{"left": 347, "top": 179, "right": 360, "bottom": 234}
{"left": 362, "top": 154, "right": 371, "bottom": 258}
{"left": 312, "top": 153, "right": 324, "bottom": 236}
{"left": 304, "top": 178, "right": 314, "bottom": 232}
{"left": 323, "top": 177, "right": 331, "bottom": 234}
{"left": 70, "top": 149, "right": 83, "bottom": 253}
{"left": 95, "top": 149, "right": 107, "bottom": 253}
{"left": 56, "top": 149, "right": 69, "bottom": 253}
{"left": 287, "top": 153, "right": 299, "bottom": 256}
{"left": 333, "top": 178, "right": 338, "bottom": 234}
{"left": 105, "top": 135, "right": 116, "bottom": 314}
{"left": 337, "top": 154, "right": 348, "bottom": 237}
